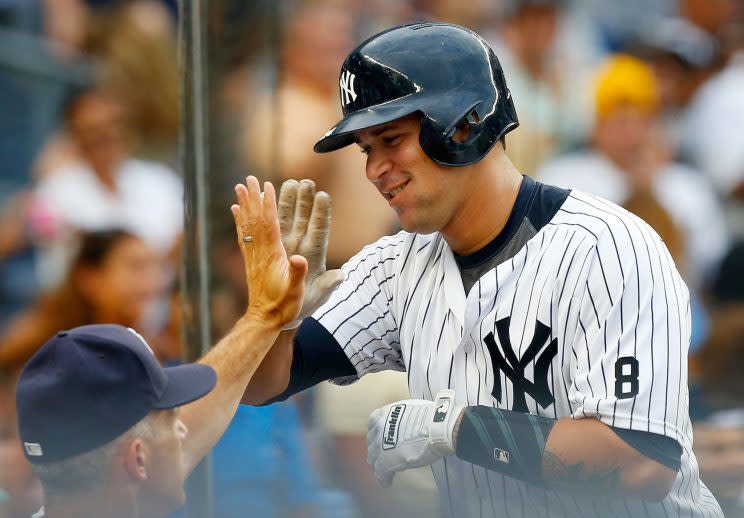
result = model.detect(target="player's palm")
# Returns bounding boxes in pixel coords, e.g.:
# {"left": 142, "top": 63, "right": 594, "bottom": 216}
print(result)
{"left": 277, "top": 179, "right": 344, "bottom": 327}
{"left": 231, "top": 176, "right": 308, "bottom": 329}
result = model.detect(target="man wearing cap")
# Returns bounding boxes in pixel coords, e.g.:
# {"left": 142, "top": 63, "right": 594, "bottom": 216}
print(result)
{"left": 14, "top": 176, "right": 337, "bottom": 518}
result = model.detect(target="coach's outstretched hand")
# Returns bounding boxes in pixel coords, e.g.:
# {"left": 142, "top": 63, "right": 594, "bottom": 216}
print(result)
{"left": 232, "top": 176, "right": 308, "bottom": 329}
{"left": 277, "top": 179, "right": 344, "bottom": 329}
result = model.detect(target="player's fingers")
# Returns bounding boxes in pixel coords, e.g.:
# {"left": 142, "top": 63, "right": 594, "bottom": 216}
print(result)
{"left": 278, "top": 179, "right": 299, "bottom": 237}
{"left": 366, "top": 431, "right": 379, "bottom": 465}
{"left": 262, "top": 181, "right": 281, "bottom": 242}
{"left": 305, "top": 191, "right": 332, "bottom": 258}
{"left": 369, "top": 407, "right": 385, "bottom": 432}
{"left": 293, "top": 179, "right": 315, "bottom": 238}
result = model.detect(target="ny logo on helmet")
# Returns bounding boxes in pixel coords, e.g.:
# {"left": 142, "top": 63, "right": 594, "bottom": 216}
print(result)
{"left": 339, "top": 69, "right": 357, "bottom": 106}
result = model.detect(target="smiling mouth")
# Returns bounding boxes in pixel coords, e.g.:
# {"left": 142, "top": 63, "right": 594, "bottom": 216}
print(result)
{"left": 383, "top": 180, "right": 410, "bottom": 200}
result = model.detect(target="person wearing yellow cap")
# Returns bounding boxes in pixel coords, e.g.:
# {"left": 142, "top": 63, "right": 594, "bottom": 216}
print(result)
{"left": 537, "top": 54, "right": 727, "bottom": 292}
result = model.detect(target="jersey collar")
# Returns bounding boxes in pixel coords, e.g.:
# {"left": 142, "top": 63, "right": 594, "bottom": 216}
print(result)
{"left": 454, "top": 174, "right": 537, "bottom": 270}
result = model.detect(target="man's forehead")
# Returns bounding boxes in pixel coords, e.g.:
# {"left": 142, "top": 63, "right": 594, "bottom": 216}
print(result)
{"left": 354, "top": 115, "right": 419, "bottom": 142}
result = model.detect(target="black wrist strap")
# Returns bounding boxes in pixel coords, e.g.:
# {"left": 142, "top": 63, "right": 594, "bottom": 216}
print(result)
{"left": 455, "top": 406, "right": 555, "bottom": 486}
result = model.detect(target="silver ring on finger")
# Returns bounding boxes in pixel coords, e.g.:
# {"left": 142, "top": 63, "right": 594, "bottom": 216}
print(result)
{"left": 242, "top": 235, "right": 254, "bottom": 244}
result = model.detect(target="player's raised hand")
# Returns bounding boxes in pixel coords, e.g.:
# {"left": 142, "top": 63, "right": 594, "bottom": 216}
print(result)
{"left": 231, "top": 176, "right": 308, "bottom": 329}
{"left": 277, "top": 179, "right": 344, "bottom": 329}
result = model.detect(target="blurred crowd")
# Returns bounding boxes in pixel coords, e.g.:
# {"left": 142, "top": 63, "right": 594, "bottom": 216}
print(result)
{"left": 1, "top": 0, "right": 744, "bottom": 516}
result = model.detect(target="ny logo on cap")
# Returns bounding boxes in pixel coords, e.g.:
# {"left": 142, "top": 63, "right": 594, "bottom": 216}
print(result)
{"left": 339, "top": 69, "right": 357, "bottom": 106}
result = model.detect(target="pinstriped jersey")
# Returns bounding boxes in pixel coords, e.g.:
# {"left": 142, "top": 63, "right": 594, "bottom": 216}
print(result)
{"left": 312, "top": 182, "right": 722, "bottom": 517}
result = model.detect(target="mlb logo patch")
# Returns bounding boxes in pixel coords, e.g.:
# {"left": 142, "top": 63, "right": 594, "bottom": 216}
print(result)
{"left": 24, "top": 442, "right": 43, "bottom": 457}
{"left": 493, "top": 448, "right": 510, "bottom": 464}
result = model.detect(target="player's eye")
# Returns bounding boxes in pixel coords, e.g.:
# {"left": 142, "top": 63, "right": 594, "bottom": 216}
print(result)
{"left": 383, "top": 135, "right": 401, "bottom": 146}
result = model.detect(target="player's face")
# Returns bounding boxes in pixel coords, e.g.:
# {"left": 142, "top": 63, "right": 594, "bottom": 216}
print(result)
{"left": 138, "top": 410, "right": 189, "bottom": 515}
{"left": 356, "top": 115, "right": 472, "bottom": 234}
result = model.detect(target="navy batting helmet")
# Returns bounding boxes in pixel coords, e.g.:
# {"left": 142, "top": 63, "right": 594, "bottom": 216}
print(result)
{"left": 314, "top": 23, "right": 519, "bottom": 167}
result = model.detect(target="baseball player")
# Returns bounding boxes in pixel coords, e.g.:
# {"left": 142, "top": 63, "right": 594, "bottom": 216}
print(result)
{"left": 236, "top": 23, "right": 722, "bottom": 517}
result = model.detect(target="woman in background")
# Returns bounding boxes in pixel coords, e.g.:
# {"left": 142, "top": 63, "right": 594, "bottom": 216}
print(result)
{"left": 0, "top": 228, "right": 161, "bottom": 372}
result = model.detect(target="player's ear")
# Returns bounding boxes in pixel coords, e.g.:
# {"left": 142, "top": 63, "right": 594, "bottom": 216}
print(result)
{"left": 124, "top": 437, "right": 149, "bottom": 482}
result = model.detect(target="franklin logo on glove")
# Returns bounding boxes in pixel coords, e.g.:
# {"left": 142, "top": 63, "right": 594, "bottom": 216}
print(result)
{"left": 383, "top": 404, "right": 405, "bottom": 449}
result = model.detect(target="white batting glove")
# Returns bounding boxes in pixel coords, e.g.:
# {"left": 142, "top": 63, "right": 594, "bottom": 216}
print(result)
{"left": 278, "top": 179, "right": 344, "bottom": 330}
{"left": 367, "top": 389, "right": 463, "bottom": 487}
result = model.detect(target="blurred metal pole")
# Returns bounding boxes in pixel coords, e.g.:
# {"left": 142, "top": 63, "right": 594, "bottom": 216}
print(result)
{"left": 269, "top": 0, "right": 283, "bottom": 181}
{"left": 178, "top": 0, "right": 214, "bottom": 517}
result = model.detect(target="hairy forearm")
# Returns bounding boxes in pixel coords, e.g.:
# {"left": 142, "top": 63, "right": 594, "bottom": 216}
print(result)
{"left": 454, "top": 408, "right": 675, "bottom": 501}
{"left": 541, "top": 418, "right": 674, "bottom": 500}
{"left": 180, "top": 315, "right": 281, "bottom": 475}
{"left": 240, "top": 328, "right": 296, "bottom": 405}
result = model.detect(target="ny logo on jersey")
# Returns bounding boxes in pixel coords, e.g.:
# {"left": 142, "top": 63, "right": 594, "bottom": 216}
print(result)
{"left": 339, "top": 69, "right": 357, "bottom": 106}
{"left": 484, "top": 317, "right": 558, "bottom": 413}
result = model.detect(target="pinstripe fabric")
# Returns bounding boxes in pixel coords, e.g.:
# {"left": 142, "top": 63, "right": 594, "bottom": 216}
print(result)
{"left": 313, "top": 189, "right": 722, "bottom": 517}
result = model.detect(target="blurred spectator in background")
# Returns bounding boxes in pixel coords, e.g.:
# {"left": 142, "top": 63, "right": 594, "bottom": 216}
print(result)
{"left": 536, "top": 54, "right": 728, "bottom": 292}
{"left": 679, "top": 27, "right": 744, "bottom": 220}
{"left": 571, "top": 0, "right": 673, "bottom": 52}
{"left": 0, "top": 229, "right": 162, "bottom": 373}
{"left": 34, "top": 0, "right": 180, "bottom": 161}
{"left": 487, "top": 0, "right": 596, "bottom": 175}
{"left": 0, "top": 0, "right": 93, "bottom": 325}
{"left": 83, "top": 0, "right": 180, "bottom": 162}
{"left": 678, "top": 0, "right": 739, "bottom": 40}
{"left": 169, "top": 401, "right": 324, "bottom": 518}
{"left": 0, "top": 370, "right": 42, "bottom": 518}
{"left": 689, "top": 242, "right": 744, "bottom": 514}
{"left": 692, "top": 242, "right": 744, "bottom": 413}
{"left": 31, "top": 87, "right": 182, "bottom": 288}
{"left": 243, "top": 3, "right": 396, "bottom": 267}
{"left": 633, "top": 17, "right": 720, "bottom": 150}
{"left": 692, "top": 420, "right": 744, "bottom": 516}
{"left": 415, "top": 0, "right": 497, "bottom": 31}
{"left": 0, "top": 0, "right": 180, "bottom": 326}
{"left": 315, "top": 371, "right": 438, "bottom": 517}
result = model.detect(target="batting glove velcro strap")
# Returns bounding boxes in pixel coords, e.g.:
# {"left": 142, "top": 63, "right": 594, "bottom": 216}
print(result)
{"left": 367, "top": 389, "right": 462, "bottom": 487}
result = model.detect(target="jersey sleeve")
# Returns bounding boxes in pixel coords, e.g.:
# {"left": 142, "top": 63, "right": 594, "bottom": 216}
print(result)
{"left": 569, "top": 214, "right": 690, "bottom": 444}
{"left": 311, "top": 233, "right": 407, "bottom": 384}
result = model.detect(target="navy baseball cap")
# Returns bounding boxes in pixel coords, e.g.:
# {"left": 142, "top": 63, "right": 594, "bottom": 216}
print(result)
{"left": 16, "top": 324, "right": 217, "bottom": 464}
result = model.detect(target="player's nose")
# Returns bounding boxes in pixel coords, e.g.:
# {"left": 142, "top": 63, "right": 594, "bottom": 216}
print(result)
{"left": 365, "top": 149, "right": 393, "bottom": 185}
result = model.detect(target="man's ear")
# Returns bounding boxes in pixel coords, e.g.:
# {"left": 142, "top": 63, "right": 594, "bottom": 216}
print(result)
{"left": 124, "top": 438, "right": 148, "bottom": 482}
